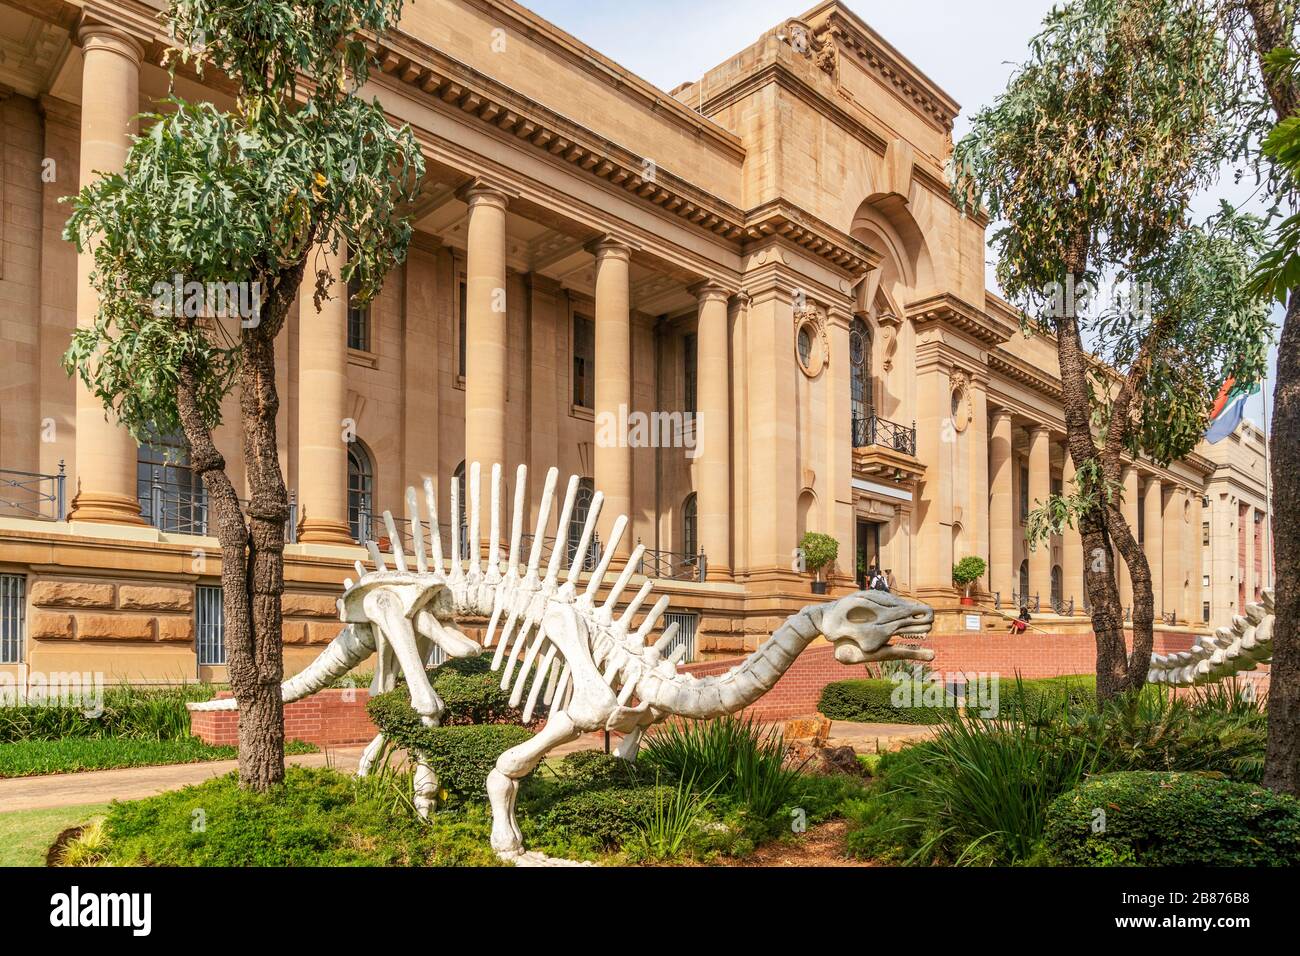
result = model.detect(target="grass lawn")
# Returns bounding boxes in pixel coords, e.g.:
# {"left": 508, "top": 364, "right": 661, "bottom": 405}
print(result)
{"left": 0, "top": 738, "right": 317, "bottom": 778}
{"left": 0, "top": 803, "right": 111, "bottom": 866}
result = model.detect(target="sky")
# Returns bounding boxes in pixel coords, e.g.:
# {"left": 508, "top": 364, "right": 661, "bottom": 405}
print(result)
{"left": 524, "top": 0, "right": 1282, "bottom": 433}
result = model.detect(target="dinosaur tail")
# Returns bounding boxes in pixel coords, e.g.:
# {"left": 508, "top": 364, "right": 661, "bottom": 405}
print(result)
{"left": 188, "top": 623, "right": 376, "bottom": 712}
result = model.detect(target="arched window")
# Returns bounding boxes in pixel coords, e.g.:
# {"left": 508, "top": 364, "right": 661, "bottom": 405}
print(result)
{"left": 850, "top": 317, "right": 872, "bottom": 426}
{"left": 137, "top": 429, "right": 206, "bottom": 533}
{"left": 682, "top": 493, "right": 698, "bottom": 557}
{"left": 1051, "top": 565, "right": 1064, "bottom": 608}
{"left": 567, "top": 478, "right": 595, "bottom": 569}
{"left": 348, "top": 443, "right": 374, "bottom": 543}
{"left": 1018, "top": 559, "right": 1029, "bottom": 601}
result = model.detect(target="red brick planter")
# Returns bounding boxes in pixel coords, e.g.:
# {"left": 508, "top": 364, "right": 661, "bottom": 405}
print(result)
{"left": 189, "top": 688, "right": 377, "bottom": 747}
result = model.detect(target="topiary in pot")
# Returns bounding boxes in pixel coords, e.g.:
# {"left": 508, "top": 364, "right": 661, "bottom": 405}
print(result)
{"left": 952, "top": 556, "right": 987, "bottom": 605}
{"left": 799, "top": 532, "right": 839, "bottom": 594}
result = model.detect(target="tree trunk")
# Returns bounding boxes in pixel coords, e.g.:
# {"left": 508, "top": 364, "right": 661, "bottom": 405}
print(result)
{"left": 1264, "top": 291, "right": 1299, "bottom": 794}
{"left": 1244, "top": 0, "right": 1299, "bottom": 796}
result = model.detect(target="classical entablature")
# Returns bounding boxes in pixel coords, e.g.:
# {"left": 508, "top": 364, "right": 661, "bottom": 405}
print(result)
{"left": 906, "top": 293, "right": 1018, "bottom": 347}
{"left": 987, "top": 350, "right": 1065, "bottom": 404}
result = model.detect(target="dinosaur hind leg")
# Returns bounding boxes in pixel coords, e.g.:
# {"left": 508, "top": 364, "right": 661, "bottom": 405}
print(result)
{"left": 487, "top": 710, "right": 581, "bottom": 858}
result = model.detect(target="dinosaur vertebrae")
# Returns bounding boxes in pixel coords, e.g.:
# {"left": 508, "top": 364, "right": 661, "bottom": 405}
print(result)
{"left": 1147, "top": 589, "right": 1274, "bottom": 687}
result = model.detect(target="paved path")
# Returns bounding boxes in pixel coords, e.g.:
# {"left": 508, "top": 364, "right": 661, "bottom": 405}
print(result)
{"left": 548, "top": 720, "right": 936, "bottom": 758}
{"left": 0, "top": 746, "right": 366, "bottom": 813}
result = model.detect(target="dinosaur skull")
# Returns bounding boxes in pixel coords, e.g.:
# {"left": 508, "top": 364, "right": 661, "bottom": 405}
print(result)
{"left": 819, "top": 590, "right": 935, "bottom": 664}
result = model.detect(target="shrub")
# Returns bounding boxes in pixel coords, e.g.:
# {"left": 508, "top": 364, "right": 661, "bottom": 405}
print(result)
{"left": 77, "top": 767, "right": 501, "bottom": 866}
{"left": 553, "top": 749, "right": 643, "bottom": 790}
{"left": 952, "top": 556, "right": 987, "bottom": 594}
{"left": 1044, "top": 772, "right": 1300, "bottom": 866}
{"left": 367, "top": 689, "right": 533, "bottom": 798}
{"left": 429, "top": 657, "right": 534, "bottom": 726}
{"left": 0, "top": 683, "right": 217, "bottom": 743}
{"left": 532, "top": 784, "right": 667, "bottom": 849}
{"left": 817, "top": 678, "right": 957, "bottom": 724}
{"left": 798, "top": 531, "right": 839, "bottom": 579}
{"left": 640, "top": 715, "right": 804, "bottom": 819}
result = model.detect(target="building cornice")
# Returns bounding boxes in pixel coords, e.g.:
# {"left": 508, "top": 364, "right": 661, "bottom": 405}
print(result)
{"left": 987, "top": 349, "right": 1064, "bottom": 404}
{"left": 907, "top": 292, "right": 1017, "bottom": 347}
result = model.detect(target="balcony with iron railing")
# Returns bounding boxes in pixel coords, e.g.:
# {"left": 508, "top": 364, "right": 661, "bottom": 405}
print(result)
{"left": 357, "top": 513, "right": 706, "bottom": 583}
{"left": 139, "top": 470, "right": 298, "bottom": 542}
{"left": 0, "top": 462, "right": 67, "bottom": 521}
{"left": 851, "top": 410, "right": 923, "bottom": 481}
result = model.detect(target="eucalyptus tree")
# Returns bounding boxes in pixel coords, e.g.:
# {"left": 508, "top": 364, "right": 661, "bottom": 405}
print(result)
{"left": 63, "top": 0, "right": 425, "bottom": 788}
{"left": 1218, "top": 0, "right": 1300, "bottom": 794}
{"left": 951, "top": 0, "right": 1272, "bottom": 700}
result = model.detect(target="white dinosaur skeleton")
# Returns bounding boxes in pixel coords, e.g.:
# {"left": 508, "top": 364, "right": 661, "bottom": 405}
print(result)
{"left": 194, "top": 460, "right": 937, "bottom": 862}
{"left": 1146, "top": 588, "right": 1274, "bottom": 688}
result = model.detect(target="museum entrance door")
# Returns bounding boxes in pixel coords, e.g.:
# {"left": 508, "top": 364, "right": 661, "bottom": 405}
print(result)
{"left": 856, "top": 518, "right": 881, "bottom": 589}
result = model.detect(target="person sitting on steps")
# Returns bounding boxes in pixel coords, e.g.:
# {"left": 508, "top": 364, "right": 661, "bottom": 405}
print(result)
{"left": 1009, "top": 605, "right": 1031, "bottom": 635}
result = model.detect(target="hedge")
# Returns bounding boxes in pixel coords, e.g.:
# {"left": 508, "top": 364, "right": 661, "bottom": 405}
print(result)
{"left": 367, "top": 688, "right": 533, "bottom": 797}
{"left": 1043, "top": 771, "right": 1300, "bottom": 866}
{"left": 818, "top": 674, "right": 1099, "bottom": 724}
{"left": 817, "top": 679, "right": 958, "bottom": 724}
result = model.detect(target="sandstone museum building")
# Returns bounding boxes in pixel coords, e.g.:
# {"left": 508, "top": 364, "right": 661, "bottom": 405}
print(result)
{"left": 0, "top": 0, "right": 1274, "bottom": 685}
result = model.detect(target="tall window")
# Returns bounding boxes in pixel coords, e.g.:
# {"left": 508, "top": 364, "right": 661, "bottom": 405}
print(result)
{"left": 683, "top": 333, "right": 698, "bottom": 416}
{"left": 346, "top": 275, "right": 370, "bottom": 352}
{"left": 0, "top": 574, "right": 25, "bottom": 665}
{"left": 682, "top": 493, "right": 698, "bottom": 557}
{"left": 1018, "top": 464, "right": 1030, "bottom": 522}
{"left": 573, "top": 314, "right": 595, "bottom": 408}
{"left": 1019, "top": 559, "right": 1029, "bottom": 599}
{"left": 457, "top": 279, "right": 467, "bottom": 379}
{"left": 1051, "top": 565, "right": 1063, "bottom": 605}
{"left": 348, "top": 443, "right": 374, "bottom": 543}
{"left": 137, "top": 430, "right": 206, "bottom": 533}
{"left": 196, "top": 585, "right": 226, "bottom": 666}
{"left": 567, "top": 478, "right": 595, "bottom": 568}
{"left": 850, "top": 317, "right": 871, "bottom": 424}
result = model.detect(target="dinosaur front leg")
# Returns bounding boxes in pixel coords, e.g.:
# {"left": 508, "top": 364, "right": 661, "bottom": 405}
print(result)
{"left": 357, "top": 733, "right": 387, "bottom": 777}
{"left": 367, "top": 592, "right": 445, "bottom": 726}
{"left": 487, "top": 711, "right": 581, "bottom": 858}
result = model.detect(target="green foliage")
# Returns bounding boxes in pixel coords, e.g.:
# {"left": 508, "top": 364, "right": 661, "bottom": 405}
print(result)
{"left": 1250, "top": 48, "right": 1300, "bottom": 302}
{"left": 952, "top": 0, "right": 1231, "bottom": 298}
{"left": 78, "top": 767, "right": 501, "bottom": 866}
{"left": 951, "top": 556, "right": 987, "bottom": 587}
{"left": 1044, "top": 771, "right": 1300, "bottom": 866}
{"left": 817, "top": 677, "right": 959, "bottom": 724}
{"left": 366, "top": 689, "right": 533, "bottom": 799}
{"left": 0, "top": 684, "right": 217, "bottom": 743}
{"left": 534, "top": 785, "right": 667, "bottom": 850}
{"left": 62, "top": 0, "right": 424, "bottom": 443}
{"left": 843, "top": 678, "right": 1270, "bottom": 865}
{"left": 0, "top": 737, "right": 314, "bottom": 777}
{"left": 798, "top": 532, "right": 839, "bottom": 576}
{"left": 632, "top": 774, "right": 718, "bottom": 861}
{"left": 426, "top": 657, "right": 536, "bottom": 726}
{"left": 640, "top": 715, "right": 806, "bottom": 819}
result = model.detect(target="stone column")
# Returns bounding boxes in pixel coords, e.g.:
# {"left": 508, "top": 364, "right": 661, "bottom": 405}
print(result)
{"left": 1027, "top": 425, "right": 1052, "bottom": 602}
{"left": 1062, "top": 448, "right": 1084, "bottom": 612}
{"left": 693, "top": 282, "right": 732, "bottom": 579}
{"left": 988, "top": 408, "right": 1015, "bottom": 603}
{"left": 296, "top": 239, "right": 353, "bottom": 544}
{"left": 1119, "top": 465, "right": 1140, "bottom": 612}
{"left": 968, "top": 378, "right": 990, "bottom": 594}
{"left": 462, "top": 182, "right": 510, "bottom": 475}
{"left": 592, "top": 237, "right": 633, "bottom": 553}
{"left": 1142, "top": 476, "right": 1164, "bottom": 613}
{"left": 1163, "top": 485, "right": 1185, "bottom": 622}
{"left": 1187, "top": 490, "right": 1204, "bottom": 623}
{"left": 68, "top": 27, "right": 146, "bottom": 524}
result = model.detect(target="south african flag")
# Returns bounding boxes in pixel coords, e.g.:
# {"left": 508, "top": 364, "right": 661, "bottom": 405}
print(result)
{"left": 1205, "top": 377, "right": 1260, "bottom": 444}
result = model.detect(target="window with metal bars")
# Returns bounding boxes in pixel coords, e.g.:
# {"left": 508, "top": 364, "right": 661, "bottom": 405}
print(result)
{"left": 196, "top": 585, "right": 226, "bottom": 666}
{"left": 1, "top": 574, "right": 25, "bottom": 664}
{"left": 662, "top": 611, "right": 698, "bottom": 663}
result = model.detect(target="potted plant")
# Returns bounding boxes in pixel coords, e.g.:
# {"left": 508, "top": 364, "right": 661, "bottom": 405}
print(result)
{"left": 799, "top": 531, "right": 839, "bottom": 595}
{"left": 952, "top": 556, "right": 987, "bottom": 606}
